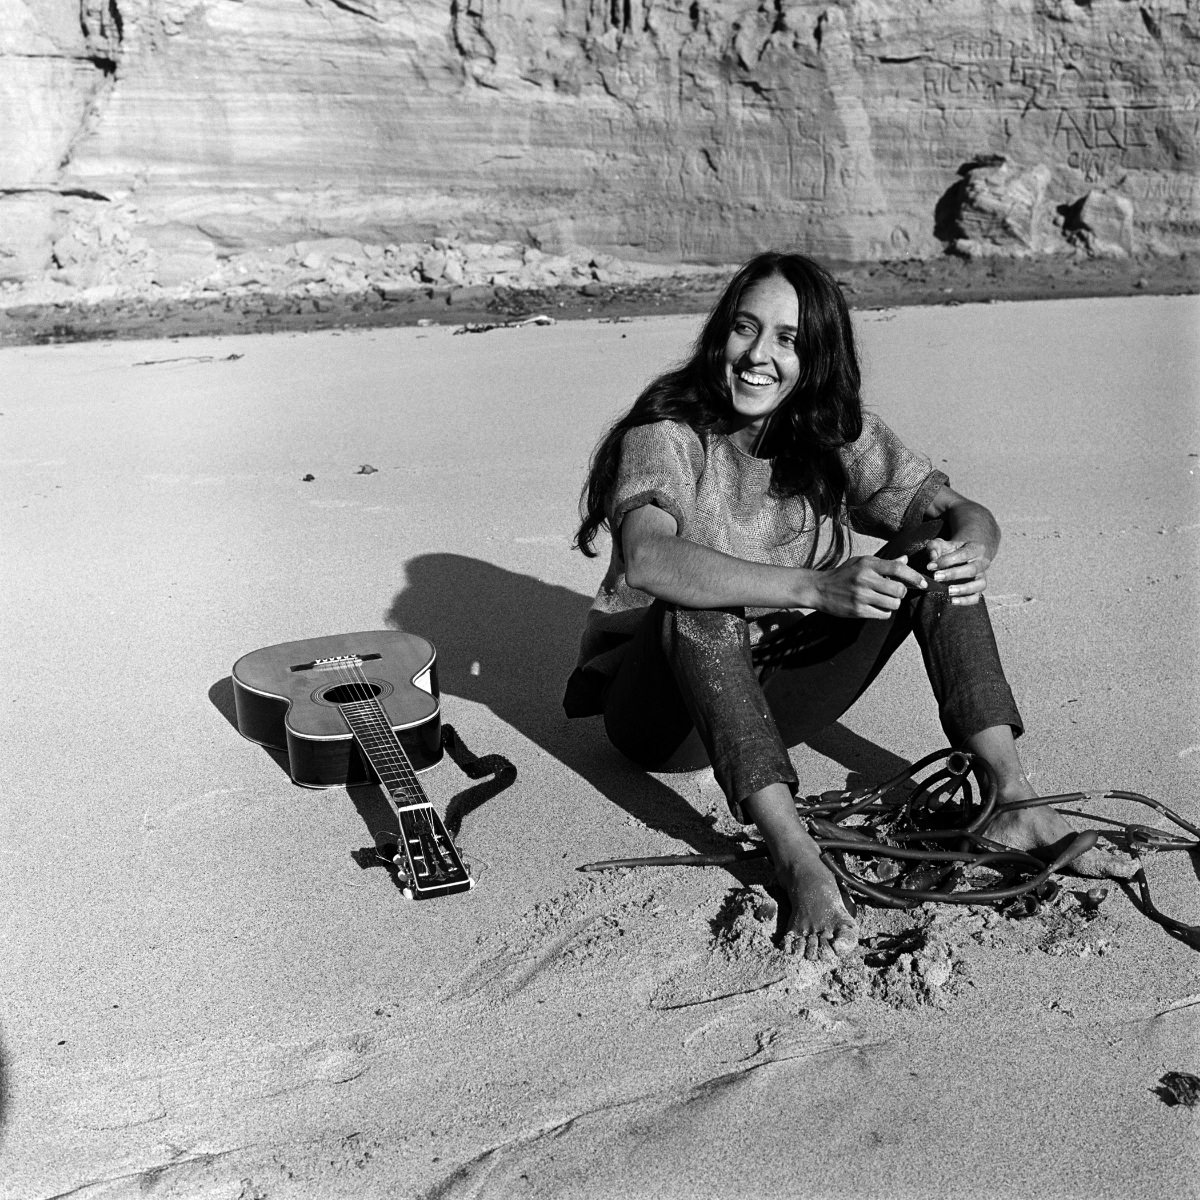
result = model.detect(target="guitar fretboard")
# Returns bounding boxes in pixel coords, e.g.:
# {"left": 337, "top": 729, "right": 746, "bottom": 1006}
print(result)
{"left": 338, "top": 698, "right": 424, "bottom": 805}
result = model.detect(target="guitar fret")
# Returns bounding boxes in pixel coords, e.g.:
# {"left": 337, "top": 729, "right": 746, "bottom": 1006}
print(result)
{"left": 338, "top": 699, "right": 424, "bottom": 801}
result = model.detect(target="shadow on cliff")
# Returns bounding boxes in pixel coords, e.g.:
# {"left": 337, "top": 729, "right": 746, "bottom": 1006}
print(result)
{"left": 385, "top": 554, "right": 909, "bottom": 864}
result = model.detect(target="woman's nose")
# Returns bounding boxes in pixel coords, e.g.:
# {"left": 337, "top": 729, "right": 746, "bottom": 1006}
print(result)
{"left": 747, "top": 334, "right": 770, "bottom": 362}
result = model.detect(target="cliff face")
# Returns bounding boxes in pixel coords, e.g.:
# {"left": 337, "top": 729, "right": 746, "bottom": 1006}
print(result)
{"left": 2, "top": 0, "right": 1197, "bottom": 283}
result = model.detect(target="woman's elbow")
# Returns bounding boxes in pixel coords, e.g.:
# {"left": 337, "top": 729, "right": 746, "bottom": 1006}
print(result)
{"left": 623, "top": 536, "right": 667, "bottom": 594}
{"left": 620, "top": 508, "right": 679, "bottom": 594}
{"left": 623, "top": 547, "right": 654, "bottom": 593}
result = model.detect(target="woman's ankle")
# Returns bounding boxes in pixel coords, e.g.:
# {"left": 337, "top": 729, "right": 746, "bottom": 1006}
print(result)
{"left": 962, "top": 725, "right": 1035, "bottom": 802}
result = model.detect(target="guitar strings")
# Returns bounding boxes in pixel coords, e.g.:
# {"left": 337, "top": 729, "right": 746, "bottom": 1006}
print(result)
{"left": 334, "top": 657, "right": 442, "bottom": 879}
{"left": 330, "top": 653, "right": 459, "bottom": 887}
{"left": 335, "top": 657, "right": 426, "bottom": 795}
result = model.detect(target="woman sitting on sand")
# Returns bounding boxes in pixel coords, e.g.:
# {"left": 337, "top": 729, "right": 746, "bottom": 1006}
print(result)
{"left": 564, "top": 250, "right": 1128, "bottom": 962}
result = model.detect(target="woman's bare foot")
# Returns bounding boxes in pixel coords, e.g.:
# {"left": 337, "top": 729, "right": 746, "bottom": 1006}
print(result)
{"left": 962, "top": 727, "right": 1137, "bottom": 879}
{"left": 983, "top": 776, "right": 1138, "bottom": 880}
{"left": 742, "top": 783, "right": 859, "bottom": 961}
{"left": 774, "top": 838, "right": 860, "bottom": 961}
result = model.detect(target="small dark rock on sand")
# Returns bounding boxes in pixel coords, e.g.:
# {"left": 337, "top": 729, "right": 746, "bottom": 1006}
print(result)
{"left": 1157, "top": 1072, "right": 1200, "bottom": 1108}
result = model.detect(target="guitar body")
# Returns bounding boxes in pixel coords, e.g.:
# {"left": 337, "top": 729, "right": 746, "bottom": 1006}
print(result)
{"left": 232, "top": 631, "right": 443, "bottom": 788}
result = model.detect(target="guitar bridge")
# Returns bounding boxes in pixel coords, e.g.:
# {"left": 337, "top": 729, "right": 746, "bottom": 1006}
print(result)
{"left": 290, "top": 652, "right": 382, "bottom": 673}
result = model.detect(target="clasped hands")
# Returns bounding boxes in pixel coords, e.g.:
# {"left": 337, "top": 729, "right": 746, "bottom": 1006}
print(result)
{"left": 813, "top": 537, "right": 991, "bottom": 620}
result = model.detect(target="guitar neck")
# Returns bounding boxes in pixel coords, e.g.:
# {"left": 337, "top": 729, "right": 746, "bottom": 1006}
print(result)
{"left": 338, "top": 697, "right": 428, "bottom": 806}
{"left": 339, "top": 693, "right": 471, "bottom": 898}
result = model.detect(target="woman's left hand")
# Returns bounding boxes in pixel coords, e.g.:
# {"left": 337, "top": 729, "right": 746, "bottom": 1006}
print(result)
{"left": 924, "top": 538, "right": 991, "bottom": 605}
{"left": 920, "top": 486, "right": 1001, "bottom": 606}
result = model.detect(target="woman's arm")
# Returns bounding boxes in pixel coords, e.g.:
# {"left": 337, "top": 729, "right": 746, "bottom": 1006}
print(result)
{"left": 622, "top": 504, "right": 929, "bottom": 619}
{"left": 921, "top": 484, "right": 1001, "bottom": 605}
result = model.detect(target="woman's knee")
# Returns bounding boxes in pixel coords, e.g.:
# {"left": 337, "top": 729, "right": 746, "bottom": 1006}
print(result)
{"left": 875, "top": 520, "right": 959, "bottom": 608}
{"left": 661, "top": 605, "right": 749, "bottom": 660}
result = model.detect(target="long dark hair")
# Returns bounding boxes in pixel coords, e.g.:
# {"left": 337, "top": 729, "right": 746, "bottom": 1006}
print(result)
{"left": 574, "top": 251, "right": 864, "bottom": 565}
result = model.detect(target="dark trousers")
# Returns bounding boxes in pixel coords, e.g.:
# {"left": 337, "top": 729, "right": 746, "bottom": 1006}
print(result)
{"left": 601, "top": 522, "right": 1023, "bottom": 823}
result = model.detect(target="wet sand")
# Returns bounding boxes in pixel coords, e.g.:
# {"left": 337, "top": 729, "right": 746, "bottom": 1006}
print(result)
{"left": 2, "top": 293, "right": 1198, "bottom": 1198}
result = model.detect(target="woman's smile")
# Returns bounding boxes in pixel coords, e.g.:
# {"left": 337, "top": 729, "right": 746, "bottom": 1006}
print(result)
{"left": 735, "top": 369, "right": 777, "bottom": 387}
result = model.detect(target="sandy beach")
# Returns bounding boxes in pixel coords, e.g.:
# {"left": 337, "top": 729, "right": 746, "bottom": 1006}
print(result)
{"left": 2, "top": 293, "right": 1199, "bottom": 1198}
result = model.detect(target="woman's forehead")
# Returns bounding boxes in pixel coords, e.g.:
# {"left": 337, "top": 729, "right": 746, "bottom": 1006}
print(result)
{"left": 736, "top": 274, "right": 799, "bottom": 322}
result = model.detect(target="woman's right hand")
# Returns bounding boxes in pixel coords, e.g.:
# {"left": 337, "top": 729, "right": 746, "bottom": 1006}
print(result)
{"left": 811, "top": 555, "right": 929, "bottom": 619}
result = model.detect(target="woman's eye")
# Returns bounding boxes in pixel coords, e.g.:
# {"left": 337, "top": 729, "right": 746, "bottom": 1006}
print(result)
{"left": 733, "top": 321, "right": 756, "bottom": 335}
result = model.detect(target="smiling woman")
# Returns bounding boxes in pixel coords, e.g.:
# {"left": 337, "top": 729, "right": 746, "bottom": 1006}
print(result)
{"left": 564, "top": 250, "right": 1135, "bottom": 963}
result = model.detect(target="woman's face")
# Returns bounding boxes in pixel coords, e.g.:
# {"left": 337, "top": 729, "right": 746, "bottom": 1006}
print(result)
{"left": 722, "top": 273, "right": 801, "bottom": 453}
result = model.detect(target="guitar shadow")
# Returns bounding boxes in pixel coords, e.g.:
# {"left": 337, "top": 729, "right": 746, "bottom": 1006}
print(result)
{"left": 209, "top": 676, "right": 293, "bottom": 777}
{"left": 384, "top": 553, "right": 912, "bottom": 873}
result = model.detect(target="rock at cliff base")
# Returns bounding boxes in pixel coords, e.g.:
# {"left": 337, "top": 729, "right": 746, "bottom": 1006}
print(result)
{"left": 293, "top": 238, "right": 367, "bottom": 269}
{"left": 1065, "top": 190, "right": 1136, "bottom": 258}
{"left": 0, "top": 195, "right": 56, "bottom": 282}
{"left": 941, "top": 160, "right": 1055, "bottom": 259}
{"left": 140, "top": 225, "right": 220, "bottom": 289}
{"left": 419, "top": 248, "right": 448, "bottom": 283}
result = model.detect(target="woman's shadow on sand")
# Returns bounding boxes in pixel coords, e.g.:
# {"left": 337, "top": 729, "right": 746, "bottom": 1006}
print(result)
{"left": 385, "top": 553, "right": 910, "bottom": 865}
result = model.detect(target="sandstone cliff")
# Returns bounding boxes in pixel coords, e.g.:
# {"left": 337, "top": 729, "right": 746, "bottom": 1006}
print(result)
{"left": 2, "top": 0, "right": 1197, "bottom": 293}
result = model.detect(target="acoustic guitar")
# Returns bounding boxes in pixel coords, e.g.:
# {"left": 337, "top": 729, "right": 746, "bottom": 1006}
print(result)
{"left": 232, "top": 630, "right": 473, "bottom": 898}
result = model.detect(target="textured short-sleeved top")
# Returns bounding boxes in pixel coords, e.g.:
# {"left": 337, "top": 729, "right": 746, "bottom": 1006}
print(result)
{"left": 563, "top": 413, "right": 948, "bottom": 716}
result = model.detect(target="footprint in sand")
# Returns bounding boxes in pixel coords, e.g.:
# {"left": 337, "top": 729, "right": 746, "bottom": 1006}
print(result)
{"left": 261, "top": 1032, "right": 376, "bottom": 1093}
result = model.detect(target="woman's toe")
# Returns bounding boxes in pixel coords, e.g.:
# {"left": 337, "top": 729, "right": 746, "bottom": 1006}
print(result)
{"left": 1070, "top": 845, "right": 1139, "bottom": 879}
{"left": 832, "top": 922, "right": 859, "bottom": 957}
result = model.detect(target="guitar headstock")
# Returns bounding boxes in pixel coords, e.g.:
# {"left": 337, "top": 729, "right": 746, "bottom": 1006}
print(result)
{"left": 393, "top": 802, "right": 473, "bottom": 899}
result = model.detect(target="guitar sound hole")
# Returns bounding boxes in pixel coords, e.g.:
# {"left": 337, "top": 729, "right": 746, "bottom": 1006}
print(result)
{"left": 321, "top": 682, "right": 384, "bottom": 704}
